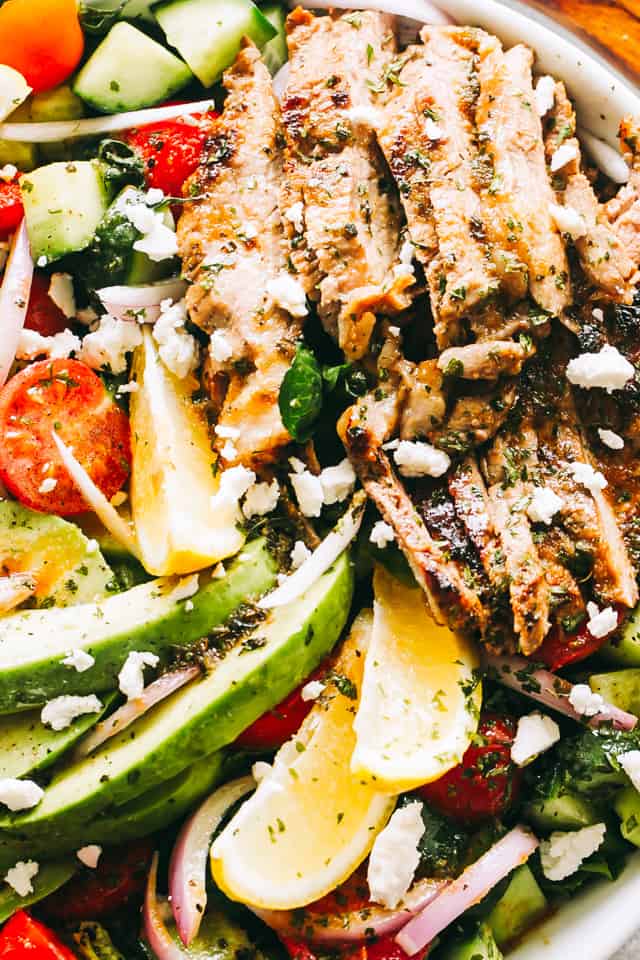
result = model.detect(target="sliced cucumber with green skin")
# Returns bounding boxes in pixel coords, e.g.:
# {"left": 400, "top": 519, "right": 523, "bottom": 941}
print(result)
{"left": 439, "top": 923, "right": 503, "bottom": 960}
{"left": 0, "top": 693, "right": 117, "bottom": 781}
{"left": 526, "top": 791, "right": 600, "bottom": 832}
{"left": 154, "top": 0, "right": 276, "bottom": 88}
{"left": 261, "top": 4, "right": 287, "bottom": 75}
{"left": 605, "top": 605, "right": 640, "bottom": 667}
{"left": 0, "top": 555, "right": 353, "bottom": 841}
{"left": 0, "top": 537, "right": 277, "bottom": 713}
{"left": 21, "top": 160, "right": 111, "bottom": 264}
{"left": 487, "top": 865, "right": 547, "bottom": 949}
{"left": 615, "top": 787, "right": 640, "bottom": 846}
{"left": 0, "top": 860, "right": 76, "bottom": 923}
{"left": 73, "top": 22, "right": 193, "bottom": 114}
{"left": 590, "top": 669, "right": 640, "bottom": 717}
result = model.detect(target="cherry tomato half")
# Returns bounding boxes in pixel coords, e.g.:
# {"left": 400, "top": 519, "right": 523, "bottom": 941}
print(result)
{"left": 24, "top": 273, "right": 69, "bottom": 337}
{"left": 0, "top": 178, "right": 24, "bottom": 240}
{"left": 536, "top": 615, "right": 618, "bottom": 672}
{"left": 125, "top": 111, "right": 217, "bottom": 198}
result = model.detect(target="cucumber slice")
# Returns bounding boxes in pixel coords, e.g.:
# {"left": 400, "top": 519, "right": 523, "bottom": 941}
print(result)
{"left": 590, "top": 669, "right": 640, "bottom": 717}
{"left": 605, "top": 604, "right": 640, "bottom": 667}
{"left": 0, "top": 65, "right": 31, "bottom": 122}
{"left": 20, "top": 160, "right": 111, "bottom": 264}
{"left": 615, "top": 787, "right": 640, "bottom": 846}
{"left": 526, "top": 790, "right": 600, "bottom": 832}
{"left": 487, "top": 865, "right": 547, "bottom": 948}
{"left": 73, "top": 22, "right": 193, "bottom": 114}
{"left": 261, "top": 4, "right": 287, "bottom": 75}
{"left": 0, "top": 140, "right": 38, "bottom": 172}
{"left": 154, "top": 0, "right": 276, "bottom": 88}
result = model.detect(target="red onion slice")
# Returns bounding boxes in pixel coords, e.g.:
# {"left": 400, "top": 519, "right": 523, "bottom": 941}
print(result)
{"left": 253, "top": 878, "right": 447, "bottom": 945}
{"left": 486, "top": 654, "right": 637, "bottom": 731}
{"left": 144, "top": 851, "right": 191, "bottom": 960}
{"left": 395, "top": 827, "right": 539, "bottom": 955}
{"left": 169, "top": 775, "right": 255, "bottom": 945}
{"left": 96, "top": 278, "right": 188, "bottom": 323}
{"left": 0, "top": 219, "right": 33, "bottom": 387}
{"left": 74, "top": 666, "right": 200, "bottom": 760}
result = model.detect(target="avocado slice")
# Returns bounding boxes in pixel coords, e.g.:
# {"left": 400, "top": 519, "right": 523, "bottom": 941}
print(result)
{"left": 0, "top": 538, "right": 277, "bottom": 712}
{"left": 0, "top": 859, "right": 76, "bottom": 922}
{"left": 0, "top": 554, "right": 353, "bottom": 842}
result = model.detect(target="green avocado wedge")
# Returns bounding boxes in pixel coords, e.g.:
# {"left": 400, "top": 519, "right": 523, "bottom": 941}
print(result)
{"left": 0, "top": 859, "right": 76, "bottom": 922}
{"left": 0, "top": 538, "right": 277, "bottom": 712}
{"left": 0, "top": 554, "right": 353, "bottom": 842}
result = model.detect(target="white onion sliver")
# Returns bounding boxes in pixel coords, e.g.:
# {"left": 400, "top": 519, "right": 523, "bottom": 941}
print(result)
{"left": 486, "top": 653, "right": 638, "bottom": 731}
{"left": 144, "top": 852, "right": 190, "bottom": 960}
{"left": 0, "top": 99, "right": 216, "bottom": 143}
{"left": 258, "top": 490, "right": 365, "bottom": 610}
{"left": 51, "top": 432, "right": 139, "bottom": 559}
{"left": 97, "top": 278, "right": 188, "bottom": 324}
{"left": 287, "top": 0, "right": 454, "bottom": 25}
{"left": 253, "top": 878, "right": 447, "bottom": 945}
{"left": 0, "top": 219, "right": 33, "bottom": 387}
{"left": 75, "top": 666, "right": 200, "bottom": 760}
{"left": 169, "top": 776, "right": 255, "bottom": 945}
{"left": 578, "top": 127, "right": 630, "bottom": 184}
{"left": 272, "top": 63, "right": 290, "bottom": 105}
{"left": 395, "top": 827, "right": 539, "bottom": 955}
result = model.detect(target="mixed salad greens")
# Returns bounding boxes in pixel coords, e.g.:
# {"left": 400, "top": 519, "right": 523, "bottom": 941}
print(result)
{"left": 2, "top": 1, "right": 640, "bottom": 959}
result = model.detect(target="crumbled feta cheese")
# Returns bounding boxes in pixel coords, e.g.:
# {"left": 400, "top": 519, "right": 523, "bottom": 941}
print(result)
{"left": 80, "top": 315, "right": 142, "bottom": 374}
{"left": 290, "top": 540, "right": 311, "bottom": 570}
{"left": 301, "top": 679, "right": 325, "bottom": 701}
{"left": 167, "top": 574, "right": 199, "bottom": 603}
{"left": 116, "top": 381, "right": 139, "bottom": 395}
{"left": 568, "top": 683, "right": 605, "bottom": 717}
{"left": 77, "top": 845, "right": 102, "bottom": 868}
{"left": 511, "top": 712, "right": 560, "bottom": 767}
{"left": 211, "top": 465, "right": 256, "bottom": 514}
{"left": 41, "top": 695, "right": 103, "bottom": 731}
{"left": 319, "top": 458, "right": 356, "bottom": 505}
{"left": 527, "top": 486, "right": 564, "bottom": 525}
{"left": 220, "top": 440, "right": 238, "bottom": 461}
{"left": 62, "top": 649, "right": 95, "bottom": 673}
{"left": 36, "top": 255, "right": 47, "bottom": 268}
{"left": 592, "top": 307, "right": 604, "bottom": 323}
{"left": 153, "top": 298, "right": 199, "bottom": 379}
{"left": 5, "top": 860, "right": 39, "bottom": 897}
{"left": 566, "top": 344, "right": 634, "bottom": 393}
{"left": 212, "top": 562, "right": 226, "bottom": 579}
{"left": 535, "top": 75, "right": 556, "bottom": 116}
{"left": 48, "top": 273, "right": 76, "bottom": 318}
{"left": 424, "top": 118, "right": 443, "bottom": 140}
{"left": 370, "top": 520, "right": 395, "bottom": 548}
{"left": 38, "top": 477, "right": 57, "bottom": 494}
{"left": 586, "top": 601, "right": 617, "bottom": 639}
{"left": 242, "top": 479, "right": 280, "bottom": 519}
{"left": 550, "top": 143, "right": 579, "bottom": 172}
{"left": 619, "top": 750, "right": 640, "bottom": 791}
{"left": 348, "top": 105, "right": 381, "bottom": 128}
{"left": 266, "top": 274, "right": 308, "bottom": 318}
{"left": 393, "top": 440, "right": 451, "bottom": 478}
{"left": 0, "top": 779, "right": 44, "bottom": 812}
{"left": 17, "top": 328, "right": 81, "bottom": 361}
{"left": 125, "top": 197, "right": 178, "bottom": 262}
{"left": 598, "top": 427, "right": 624, "bottom": 450}
{"left": 289, "top": 469, "right": 323, "bottom": 517}
{"left": 367, "top": 802, "right": 425, "bottom": 908}
{"left": 288, "top": 456, "right": 306, "bottom": 474}
{"left": 569, "top": 460, "right": 608, "bottom": 494}
{"left": 549, "top": 203, "right": 587, "bottom": 239}
{"left": 0, "top": 163, "right": 17, "bottom": 182}
{"left": 540, "top": 823, "right": 606, "bottom": 881}
{"left": 393, "top": 262, "right": 415, "bottom": 281}
{"left": 118, "top": 651, "right": 160, "bottom": 701}
{"left": 284, "top": 201, "right": 304, "bottom": 233}
{"left": 145, "top": 188, "right": 165, "bottom": 206}
{"left": 399, "top": 238, "right": 415, "bottom": 265}
{"left": 215, "top": 424, "right": 240, "bottom": 439}
{"left": 86, "top": 539, "right": 99, "bottom": 554}
{"left": 210, "top": 329, "right": 234, "bottom": 363}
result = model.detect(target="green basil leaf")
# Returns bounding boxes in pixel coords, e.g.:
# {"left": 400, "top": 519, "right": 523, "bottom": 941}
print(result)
{"left": 279, "top": 344, "right": 323, "bottom": 442}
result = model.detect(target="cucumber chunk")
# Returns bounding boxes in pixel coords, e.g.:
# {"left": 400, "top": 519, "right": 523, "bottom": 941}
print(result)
{"left": 154, "top": 0, "right": 276, "bottom": 88}
{"left": 615, "top": 787, "right": 640, "bottom": 846}
{"left": 73, "top": 22, "right": 193, "bottom": 113}
{"left": 605, "top": 604, "right": 640, "bottom": 667}
{"left": 526, "top": 790, "right": 600, "bottom": 832}
{"left": 30, "top": 85, "right": 85, "bottom": 122}
{"left": 590, "top": 669, "right": 640, "bottom": 717}
{"left": 439, "top": 923, "right": 503, "bottom": 960}
{"left": 487, "top": 865, "right": 547, "bottom": 948}
{"left": 261, "top": 3, "right": 287, "bottom": 75}
{"left": 20, "top": 160, "right": 111, "bottom": 263}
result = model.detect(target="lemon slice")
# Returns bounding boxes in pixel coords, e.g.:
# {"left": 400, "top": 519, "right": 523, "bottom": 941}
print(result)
{"left": 351, "top": 565, "right": 481, "bottom": 792}
{"left": 210, "top": 610, "right": 395, "bottom": 909}
{"left": 130, "top": 330, "right": 245, "bottom": 575}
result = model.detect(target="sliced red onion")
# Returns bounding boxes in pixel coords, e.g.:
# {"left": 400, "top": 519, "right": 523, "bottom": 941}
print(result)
{"left": 395, "top": 827, "right": 539, "bottom": 955}
{"left": 258, "top": 491, "right": 365, "bottom": 610}
{"left": 144, "top": 852, "right": 191, "bottom": 960}
{"left": 578, "top": 127, "right": 630, "bottom": 184}
{"left": 0, "top": 219, "right": 33, "bottom": 387}
{"left": 0, "top": 99, "right": 216, "bottom": 143}
{"left": 96, "top": 278, "right": 188, "bottom": 323}
{"left": 254, "top": 878, "right": 447, "bottom": 945}
{"left": 169, "top": 775, "right": 255, "bottom": 945}
{"left": 272, "top": 63, "right": 290, "bottom": 105}
{"left": 486, "top": 654, "right": 637, "bottom": 731}
{"left": 74, "top": 666, "right": 200, "bottom": 760}
{"left": 287, "top": 0, "right": 454, "bottom": 26}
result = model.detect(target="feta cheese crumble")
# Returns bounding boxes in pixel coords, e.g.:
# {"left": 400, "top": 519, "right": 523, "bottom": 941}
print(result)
{"left": 153, "top": 298, "right": 199, "bottom": 379}
{"left": 127, "top": 198, "right": 178, "bottom": 262}
{"left": 319, "top": 458, "right": 356, "bottom": 505}
{"left": 0, "top": 163, "right": 17, "bottom": 182}
{"left": 568, "top": 683, "right": 605, "bottom": 717}
{"left": 5, "top": 860, "right": 39, "bottom": 897}
{"left": 550, "top": 143, "right": 579, "bottom": 173}
{"left": 549, "top": 203, "right": 587, "bottom": 239}
{"left": 17, "top": 329, "right": 81, "bottom": 361}
{"left": 48, "top": 273, "right": 76, "bottom": 318}
{"left": 80, "top": 315, "right": 142, "bottom": 374}
{"left": 266, "top": 274, "right": 308, "bottom": 318}
{"left": 527, "top": 486, "right": 563, "bottom": 525}
{"left": 290, "top": 539, "right": 311, "bottom": 570}
{"left": 367, "top": 802, "right": 425, "bottom": 908}
{"left": 210, "top": 329, "right": 234, "bottom": 363}
{"left": 301, "top": 679, "right": 325, "bottom": 702}
{"left": 424, "top": 118, "right": 443, "bottom": 140}
{"left": 0, "top": 778, "right": 44, "bottom": 812}
{"left": 77, "top": 845, "right": 102, "bottom": 868}
{"left": 38, "top": 477, "right": 57, "bottom": 494}
{"left": 566, "top": 344, "right": 634, "bottom": 394}
{"left": 511, "top": 712, "right": 560, "bottom": 767}
{"left": 289, "top": 468, "right": 324, "bottom": 518}
{"left": 41, "top": 695, "right": 103, "bottom": 731}
{"left": 167, "top": 574, "right": 199, "bottom": 603}
{"left": 569, "top": 460, "right": 608, "bottom": 494}
{"left": 215, "top": 424, "right": 240, "bottom": 440}
{"left": 598, "top": 427, "right": 624, "bottom": 450}
{"left": 62, "top": 649, "right": 95, "bottom": 673}
{"left": 211, "top": 465, "right": 256, "bottom": 513}
{"left": 284, "top": 201, "right": 304, "bottom": 233}
{"left": 370, "top": 520, "right": 395, "bottom": 548}
{"left": 118, "top": 651, "right": 160, "bottom": 701}
{"left": 393, "top": 440, "right": 451, "bottom": 478}
{"left": 586, "top": 601, "right": 617, "bottom": 639}
{"left": 242, "top": 478, "right": 280, "bottom": 519}
{"left": 540, "top": 823, "right": 606, "bottom": 881}
{"left": 535, "top": 75, "right": 556, "bottom": 116}
{"left": 116, "top": 381, "right": 139, "bottom": 395}
{"left": 619, "top": 750, "right": 640, "bottom": 792}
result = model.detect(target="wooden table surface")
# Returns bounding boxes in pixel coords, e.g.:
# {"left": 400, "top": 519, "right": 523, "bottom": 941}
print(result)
{"left": 530, "top": 0, "right": 640, "bottom": 83}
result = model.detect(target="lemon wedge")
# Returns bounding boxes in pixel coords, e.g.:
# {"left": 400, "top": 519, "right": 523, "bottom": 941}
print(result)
{"left": 351, "top": 565, "right": 481, "bottom": 792}
{"left": 210, "top": 610, "right": 395, "bottom": 910}
{"left": 130, "top": 330, "right": 244, "bottom": 575}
